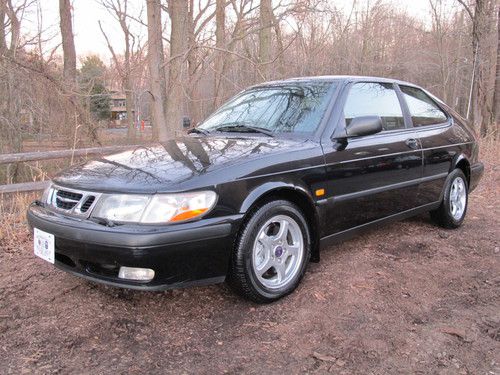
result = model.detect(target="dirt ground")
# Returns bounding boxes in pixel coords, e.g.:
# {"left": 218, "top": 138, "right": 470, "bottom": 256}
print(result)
{"left": 1, "top": 153, "right": 499, "bottom": 375}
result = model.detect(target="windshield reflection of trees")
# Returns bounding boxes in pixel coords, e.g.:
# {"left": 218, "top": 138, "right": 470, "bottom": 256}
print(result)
{"left": 199, "top": 83, "right": 332, "bottom": 133}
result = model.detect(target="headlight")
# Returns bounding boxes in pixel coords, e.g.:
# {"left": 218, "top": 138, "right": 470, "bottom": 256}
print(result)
{"left": 91, "top": 191, "right": 217, "bottom": 224}
{"left": 92, "top": 194, "right": 151, "bottom": 222}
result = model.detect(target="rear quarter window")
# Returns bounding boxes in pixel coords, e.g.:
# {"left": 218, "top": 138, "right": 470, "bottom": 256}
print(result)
{"left": 400, "top": 86, "right": 448, "bottom": 127}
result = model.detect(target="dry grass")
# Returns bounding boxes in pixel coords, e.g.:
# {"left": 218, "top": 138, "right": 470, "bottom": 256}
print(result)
{"left": 480, "top": 135, "right": 500, "bottom": 162}
{"left": 0, "top": 192, "right": 37, "bottom": 250}
{"left": 478, "top": 136, "right": 500, "bottom": 194}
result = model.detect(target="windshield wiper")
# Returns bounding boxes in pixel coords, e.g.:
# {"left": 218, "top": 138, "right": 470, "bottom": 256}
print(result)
{"left": 187, "top": 127, "right": 210, "bottom": 135}
{"left": 214, "top": 124, "right": 274, "bottom": 137}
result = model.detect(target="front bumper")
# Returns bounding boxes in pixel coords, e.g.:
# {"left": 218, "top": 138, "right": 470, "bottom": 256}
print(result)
{"left": 27, "top": 203, "right": 243, "bottom": 290}
{"left": 469, "top": 162, "right": 484, "bottom": 192}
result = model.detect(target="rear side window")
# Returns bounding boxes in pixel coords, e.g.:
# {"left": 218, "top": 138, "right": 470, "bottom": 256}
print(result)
{"left": 400, "top": 86, "right": 448, "bottom": 126}
{"left": 344, "top": 82, "right": 405, "bottom": 131}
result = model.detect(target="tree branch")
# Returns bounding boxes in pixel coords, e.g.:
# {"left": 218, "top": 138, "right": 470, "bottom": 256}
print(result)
{"left": 456, "top": 0, "right": 474, "bottom": 20}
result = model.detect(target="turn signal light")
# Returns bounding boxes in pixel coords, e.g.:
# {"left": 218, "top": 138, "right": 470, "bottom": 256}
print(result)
{"left": 315, "top": 188, "right": 325, "bottom": 197}
{"left": 170, "top": 208, "right": 208, "bottom": 222}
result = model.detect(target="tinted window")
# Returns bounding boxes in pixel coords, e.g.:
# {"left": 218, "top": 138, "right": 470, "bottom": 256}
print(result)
{"left": 344, "top": 82, "right": 405, "bottom": 131}
{"left": 198, "top": 82, "right": 335, "bottom": 134}
{"left": 400, "top": 86, "right": 448, "bottom": 126}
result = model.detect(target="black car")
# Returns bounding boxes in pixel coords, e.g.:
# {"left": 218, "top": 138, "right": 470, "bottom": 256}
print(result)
{"left": 28, "top": 76, "right": 484, "bottom": 303}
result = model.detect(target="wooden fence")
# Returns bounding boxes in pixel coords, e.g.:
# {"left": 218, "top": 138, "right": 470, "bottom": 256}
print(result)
{"left": 0, "top": 145, "right": 141, "bottom": 194}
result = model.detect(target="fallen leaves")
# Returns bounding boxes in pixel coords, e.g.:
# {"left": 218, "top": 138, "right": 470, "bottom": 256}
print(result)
{"left": 440, "top": 327, "right": 473, "bottom": 343}
{"left": 312, "top": 351, "right": 336, "bottom": 362}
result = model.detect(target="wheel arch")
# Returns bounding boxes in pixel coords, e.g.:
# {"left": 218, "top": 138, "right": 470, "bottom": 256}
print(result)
{"left": 240, "top": 182, "right": 321, "bottom": 262}
{"left": 451, "top": 154, "right": 471, "bottom": 187}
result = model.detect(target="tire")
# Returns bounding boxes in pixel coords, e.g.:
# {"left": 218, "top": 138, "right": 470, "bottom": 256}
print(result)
{"left": 228, "top": 200, "right": 311, "bottom": 303}
{"left": 430, "top": 169, "right": 468, "bottom": 229}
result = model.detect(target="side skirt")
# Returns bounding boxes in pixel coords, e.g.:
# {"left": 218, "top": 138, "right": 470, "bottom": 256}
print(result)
{"left": 319, "top": 201, "right": 441, "bottom": 250}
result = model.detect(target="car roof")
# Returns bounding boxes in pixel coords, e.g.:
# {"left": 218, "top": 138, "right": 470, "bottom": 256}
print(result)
{"left": 247, "top": 75, "right": 448, "bottom": 110}
{"left": 253, "top": 75, "right": 419, "bottom": 88}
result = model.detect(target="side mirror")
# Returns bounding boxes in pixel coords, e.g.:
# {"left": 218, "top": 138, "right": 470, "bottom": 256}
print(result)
{"left": 346, "top": 116, "right": 383, "bottom": 137}
{"left": 182, "top": 116, "right": 191, "bottom": 129}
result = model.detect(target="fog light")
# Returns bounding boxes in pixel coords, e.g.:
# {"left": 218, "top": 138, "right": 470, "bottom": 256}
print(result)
{"left": 118, "top": 266, "right": 155, "bottom": 281}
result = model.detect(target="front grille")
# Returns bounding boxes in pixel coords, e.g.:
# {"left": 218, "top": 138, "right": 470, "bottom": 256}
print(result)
{"left": 47, "top": 186, "right": 101, "bottom": 218}
{"left": 56, "top": 189, "right": 83, "bottom": 210}
{"left": 56, "top": 198, "right": 76, "bottom": 210}
{"left": 57, "top": 190, "right": 83, "bottom": 201}
{"left": 80, "top": 196, "right": 95, "bottom": 212}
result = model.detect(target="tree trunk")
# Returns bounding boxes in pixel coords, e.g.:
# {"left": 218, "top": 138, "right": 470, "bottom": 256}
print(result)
{"left": 124, "top": 75, "right": 135, "bottom": 140}
{"left": 123, "top": 26, "right": 135, "bottom": 141}
{"left": 213, "top": 0, "right": 225, "bottom": 107}
{"left": 0, "top": 5, "right": 6, "bottom": 54}
{"left": 492, "top": 6, "right": 500, "bottom": 130}
{"left": 146, "top": 0, "right": 168, "bottom": 141}
{"left": 165, "top": 0, "right": 188, "bottom": 136}
{"left": 4, "top": 0, "right": 20, "bottom": 55}
{"left": 272, "top": 11, "right": 285, "bottom": 78}
{"left": 186, "top": 0, "right": 197, "bottom": 124}
{"left": 467, "top": 0, "right": 494, "bottom": 135}
{"left": 59, "top": 0, "right": 76, "bottom": 84}
{"left": 259, "top": 0, "right": 273, "bottom": 79}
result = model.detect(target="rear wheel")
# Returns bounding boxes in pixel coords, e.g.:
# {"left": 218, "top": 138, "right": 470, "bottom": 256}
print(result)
{"left": 228, "top": 200, "right": 311, "bottom": 303}
{"left": 430, "top": 169, "right": 468, "bottom": 228}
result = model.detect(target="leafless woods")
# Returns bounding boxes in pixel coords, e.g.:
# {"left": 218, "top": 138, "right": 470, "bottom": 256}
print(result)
{"left": 0, "top": 0, "right": 498, "bottom": 155}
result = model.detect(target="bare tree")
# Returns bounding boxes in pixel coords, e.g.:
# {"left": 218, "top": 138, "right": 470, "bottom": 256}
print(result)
{"left": 59, "top": 0, "right": 76, "bottom": 84}
{"left": 1, "top": 0, "right": 499, "bottom": 168}
{"left": 146, "top": 0, "right": 168, "bottom": 141}
{"left": 99, "top": 0, "right": 138, "bottom": 141}
{"left": 213, "top": 0, "right": 226, "bottom": 106}
{"left": 3, "top": 0, "right": 24, "bottom": 55}
{"left": 271, "top": 6, "right": 285, "bottom": 78}
{"left": 0, "top": 3, "right": 6, "bottom": 54}
{"left": 259, "top": 0, "right": 272, "bottom": 79}
{"left": 165, "top": 0, "right": 189, "bottom": 135}
{"left": 457, "top": 0, "right": 495, "bottom": 134}
{"left": 492, "top": 6, "right": 500, "bottom": 128}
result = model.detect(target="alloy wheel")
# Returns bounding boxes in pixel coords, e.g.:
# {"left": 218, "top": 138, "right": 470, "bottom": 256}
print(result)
{"left": 251, "top": 214, "right": 304, "bottom": 289}
{"left": 449, "top": 176, "right": 466, "bottom": 220}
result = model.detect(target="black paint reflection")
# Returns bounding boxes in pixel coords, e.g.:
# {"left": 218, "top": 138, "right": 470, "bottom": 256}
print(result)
{"left": 54, "top": 136, "right": 303, "bottom": 193}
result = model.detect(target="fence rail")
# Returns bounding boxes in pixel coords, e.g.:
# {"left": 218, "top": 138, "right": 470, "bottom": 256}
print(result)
{"left": 0, "top": 144, "right": 142, "bottom": 194}
{"left": 0, "top": 144, "right": 140, "bottom": 165}
{"left": 0, "top": 181, "right": 51, "bottom": 194}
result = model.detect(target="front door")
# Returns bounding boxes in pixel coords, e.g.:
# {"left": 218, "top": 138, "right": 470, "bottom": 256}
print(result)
{"left": 320, "top": 81, "right": 423, "bottom": 236}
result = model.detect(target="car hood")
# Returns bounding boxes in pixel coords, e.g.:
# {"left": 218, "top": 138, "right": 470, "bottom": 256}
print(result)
{"left": 53, "top": 135, "right": 314, "bottom": 193}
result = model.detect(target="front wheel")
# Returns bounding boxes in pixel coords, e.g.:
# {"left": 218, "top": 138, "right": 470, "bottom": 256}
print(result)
{"left": 228, "top": 200, "right": 311, "bottom": 303}
{"left": 430, "top": 169, "right": 468, "bottom": 229}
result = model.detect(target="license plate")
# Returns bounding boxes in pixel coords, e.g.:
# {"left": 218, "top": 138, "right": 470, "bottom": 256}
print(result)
{"left": 34, "top": 228, "right": 55, "bottom": 264}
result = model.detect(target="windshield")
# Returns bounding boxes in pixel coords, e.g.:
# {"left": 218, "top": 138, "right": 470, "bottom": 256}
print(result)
{"left": 198, "top": 82, "right": 336, "bottom": 134}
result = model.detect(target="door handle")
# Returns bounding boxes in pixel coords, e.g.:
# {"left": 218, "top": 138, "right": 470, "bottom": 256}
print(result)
{"left": 405, "top": 138, "right": 419, "bottom": 150}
